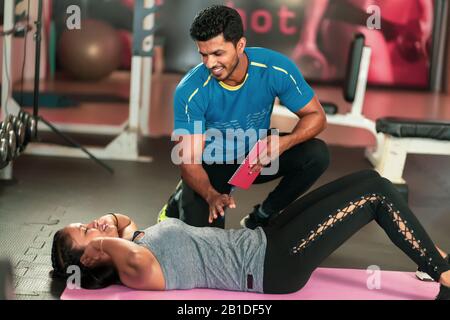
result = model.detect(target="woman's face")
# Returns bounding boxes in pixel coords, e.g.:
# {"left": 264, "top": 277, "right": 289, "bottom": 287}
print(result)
{"left": 64, "top": 218, "right": 119, "bottom": 248}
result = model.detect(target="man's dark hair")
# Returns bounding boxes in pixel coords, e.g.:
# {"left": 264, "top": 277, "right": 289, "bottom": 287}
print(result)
{"left": 190, "top": 5, "right": 244, "bottom": 45}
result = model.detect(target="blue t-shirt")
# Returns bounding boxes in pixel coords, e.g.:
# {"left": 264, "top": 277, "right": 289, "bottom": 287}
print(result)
{"left": 173, "top": 47, "right": 315, "bottom": 163}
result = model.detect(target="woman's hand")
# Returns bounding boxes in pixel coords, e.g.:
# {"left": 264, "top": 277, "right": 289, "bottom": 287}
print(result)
{"left": 80, "top": 238, "right": 109, "bottom": 268}
{"left": 85, "top": 214, "right": 119, "bottom": 233}
{"left": 92, "top": 213, "right": 137, "bottom": 240}
{"left": 97, "top": 214, "right": 119, "bottom": 228}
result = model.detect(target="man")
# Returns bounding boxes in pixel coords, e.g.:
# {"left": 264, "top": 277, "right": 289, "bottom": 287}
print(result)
{"left": 160, "top": 5, "right": 329, "bottom": 229}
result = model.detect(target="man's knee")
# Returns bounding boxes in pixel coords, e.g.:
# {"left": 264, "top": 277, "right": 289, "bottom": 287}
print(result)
{"left": 301, "top": 138, "right": 330, "bottom": 172}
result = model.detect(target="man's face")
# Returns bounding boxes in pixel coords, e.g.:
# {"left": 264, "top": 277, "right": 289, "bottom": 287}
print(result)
{"left": 196, "top": 34, "right": 245, "bottom": 81}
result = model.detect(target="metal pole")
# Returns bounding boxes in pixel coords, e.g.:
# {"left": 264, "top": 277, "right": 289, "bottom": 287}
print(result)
{"left": 32, "top": 0, "right": 43, "bottom": 122}
{"left": 1, "top": 0, "right": 14, "bottom": 119}
{"left": 0, "top": 0, "right": 15, "bottom": 181}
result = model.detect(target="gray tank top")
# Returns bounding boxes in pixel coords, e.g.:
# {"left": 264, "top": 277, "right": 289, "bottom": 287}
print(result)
{"left": 133, "top": 218, "right": 267, "bottom": 293}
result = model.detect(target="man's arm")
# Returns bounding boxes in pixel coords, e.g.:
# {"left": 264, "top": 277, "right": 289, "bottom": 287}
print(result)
{"left": 176, "top": 133, "right": 235, "bottom": 222}
{"left": 177, "top": 134, "right": 214, "bottom": 201}
{"left": 250, "top": 95, "right": 326, "bottom": 173}
{"left": 180, "top": 165, "right": 221, "bottom": 204}
{"left": 172, "top": 79, "right": 235, "bottom": 222}
{"left": 283, "top": 95, "right": 327, "bottom": 149}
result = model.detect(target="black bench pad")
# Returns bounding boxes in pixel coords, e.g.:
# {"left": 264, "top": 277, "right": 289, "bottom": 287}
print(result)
{"left": 376, "top": 117, "right": 450, "bottom": 141}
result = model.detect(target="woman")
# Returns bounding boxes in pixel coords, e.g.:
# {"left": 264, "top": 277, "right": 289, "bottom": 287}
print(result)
{"left": 51, "top": 170, "right": 450, "bottom": 299}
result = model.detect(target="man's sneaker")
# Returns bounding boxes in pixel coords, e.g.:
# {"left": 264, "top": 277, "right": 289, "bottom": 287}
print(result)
{"left": 240, "top": 206, "right": 269, "bottom": 230}
{"left": 435, "top": 284, "right": 450, "bottom": 300}
{"left": 416, "top": 254, "right": 449, "bottom": 282}
{"left": 157, "top": 204, "right": 168, "bottom": 223}
{"left": 157, "top": 180, "right": 183, "bottom": 223}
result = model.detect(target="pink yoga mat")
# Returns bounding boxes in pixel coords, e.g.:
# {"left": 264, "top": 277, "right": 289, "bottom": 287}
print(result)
{"left": 61, "top": 267, "right": 439, "bottom": 300}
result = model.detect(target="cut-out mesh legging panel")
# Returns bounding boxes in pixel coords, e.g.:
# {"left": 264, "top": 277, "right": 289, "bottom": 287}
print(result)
{"left": 261, "top": 170, "right": 450, "bottom": 294}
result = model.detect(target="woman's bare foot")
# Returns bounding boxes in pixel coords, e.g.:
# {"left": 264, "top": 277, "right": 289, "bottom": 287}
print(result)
{"left": 440, "top": 271, "right": 450, "bottom": 288}
{"left": 436, "top": 271, "right": 450, "bottom": 300}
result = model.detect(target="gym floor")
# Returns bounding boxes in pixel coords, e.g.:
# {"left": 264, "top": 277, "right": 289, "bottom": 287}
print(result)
{"left": 0, "top": 72, "right": 449, "bottom": 299}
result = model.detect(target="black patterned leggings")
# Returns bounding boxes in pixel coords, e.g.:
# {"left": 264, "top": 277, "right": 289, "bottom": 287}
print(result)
{"left": 262, "top": 170, "right": 450, "bottom": 294}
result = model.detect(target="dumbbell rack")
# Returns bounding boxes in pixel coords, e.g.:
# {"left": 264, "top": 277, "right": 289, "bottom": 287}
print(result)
{"left": 1, "top": 0, "right": 156, "bottom": 180}
{"left": 0, "top": 0, "right": 18, "bottom": 180}
{"left": 0, "top": 112, "right": 33, "bottom": 171}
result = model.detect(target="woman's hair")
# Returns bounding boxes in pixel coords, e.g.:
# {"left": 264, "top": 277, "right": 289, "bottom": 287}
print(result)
{"left": 190, "top": 5, "right": 244, "bottom": 45}
{"left": 51, "top": 229, "right": 120, "bottom": 289}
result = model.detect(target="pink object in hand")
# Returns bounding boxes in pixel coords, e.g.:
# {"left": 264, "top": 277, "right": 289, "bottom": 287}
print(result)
{"left": 228, "top": 140, "right": 267, "bottom": 190}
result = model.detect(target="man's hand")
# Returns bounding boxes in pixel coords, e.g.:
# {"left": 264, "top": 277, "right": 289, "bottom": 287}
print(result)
{"left": 249, "top": 135, "right": 290, "bottom": 174}
{"left": 206, "top": 191, "right": 236, "bottom": 224}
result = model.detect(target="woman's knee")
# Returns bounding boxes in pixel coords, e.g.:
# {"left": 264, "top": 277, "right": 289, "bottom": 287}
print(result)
{"left": 355, "top": 169, "right": 381, "bottom": 180}
{"left": 365, "top": 176, "right": 396, "bottom": 196}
